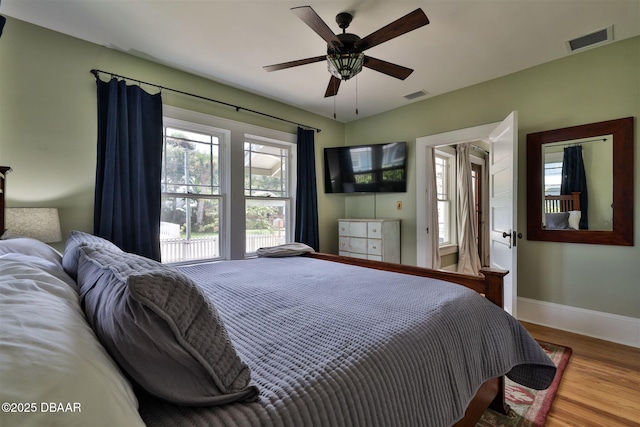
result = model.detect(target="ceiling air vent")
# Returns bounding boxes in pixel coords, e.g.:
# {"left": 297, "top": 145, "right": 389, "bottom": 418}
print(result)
{"left": 565, "top": 26, "right": 613, "bottom": 53}
{"left": 404, "top": 90, "right": 429, "bottom": 100}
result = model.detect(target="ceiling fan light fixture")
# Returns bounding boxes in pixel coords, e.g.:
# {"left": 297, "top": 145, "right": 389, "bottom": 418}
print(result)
{"left": 327, "top": 52, "right": 364, "bottom": 81}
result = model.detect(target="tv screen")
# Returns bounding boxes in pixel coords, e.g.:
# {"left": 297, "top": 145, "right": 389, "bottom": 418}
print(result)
{"left": 324, "top": 141, "right": 407, "bottom": 194}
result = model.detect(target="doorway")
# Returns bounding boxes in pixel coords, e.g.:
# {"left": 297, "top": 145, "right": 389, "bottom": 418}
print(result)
{"left": 415, "top": 112, "right": 518, "bottom": 315}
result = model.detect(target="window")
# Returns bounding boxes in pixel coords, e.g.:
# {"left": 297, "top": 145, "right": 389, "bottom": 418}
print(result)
{"left": 160, "top": 106, "right": 297, "bottom": 263}
{"left": 350, "top": 146, "right": 373, "bottom": 184}
{"left": 434, "top": 148, "right": 456, "bottom": 248}
{"left": 244, "top": 138, "right": 294, "bottom": 255}
{"left": 160, "top": 122, "right": 225, "bottom": 263}
{"left": 544, "top": 151, "right": 563, "bottom": 196}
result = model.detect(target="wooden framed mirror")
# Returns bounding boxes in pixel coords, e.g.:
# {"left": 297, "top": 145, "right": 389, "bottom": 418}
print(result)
{"left": 527, "top": 117, "right": 634, "bottom": 245}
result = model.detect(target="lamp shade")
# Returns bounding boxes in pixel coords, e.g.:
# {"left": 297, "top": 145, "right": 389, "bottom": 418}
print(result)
{"left": 6, "top": 208, "right": 62, "bottom": 243}
{"left": 327, "top": 52, "right": 364, "bottom": 81}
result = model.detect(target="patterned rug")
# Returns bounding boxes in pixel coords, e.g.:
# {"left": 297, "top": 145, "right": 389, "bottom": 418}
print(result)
{"left": 476, "top": 341, "right": 572, "bottom": 427}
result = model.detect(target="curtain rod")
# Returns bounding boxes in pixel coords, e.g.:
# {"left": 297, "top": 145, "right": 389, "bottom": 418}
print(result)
{"left": 90, "top": 69, "right": 321, "bottom": 133}
{"left": 471, "top": 145, "right": 489, "bottom": 155}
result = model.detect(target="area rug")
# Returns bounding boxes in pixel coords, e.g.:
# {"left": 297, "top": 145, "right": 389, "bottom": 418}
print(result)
{"left": 476, "top": 341, "right": 572, "bottom": 427}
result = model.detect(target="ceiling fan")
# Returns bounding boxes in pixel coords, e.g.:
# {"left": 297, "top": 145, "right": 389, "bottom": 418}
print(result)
{"left": 264, "top": 6, "right": 429, "bottom": 98}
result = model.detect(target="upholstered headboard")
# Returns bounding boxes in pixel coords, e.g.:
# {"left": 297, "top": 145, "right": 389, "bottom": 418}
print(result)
{"left": 0, "top": 166, "right": 10, "bottom": 233}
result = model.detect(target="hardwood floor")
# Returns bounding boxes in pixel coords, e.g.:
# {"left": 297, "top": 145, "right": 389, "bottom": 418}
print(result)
{"left": 521, "top": 322, "right": 640, "bottom": 427}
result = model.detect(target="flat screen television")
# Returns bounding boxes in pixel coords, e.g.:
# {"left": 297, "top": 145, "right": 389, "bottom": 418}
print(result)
{"left": 324, "top": 141, "right": 407, "bottom": 193}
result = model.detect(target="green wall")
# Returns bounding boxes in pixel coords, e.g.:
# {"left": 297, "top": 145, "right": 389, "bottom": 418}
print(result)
{"left": 344, "top": 36, "right": 640, "bottom": 318}
{"left": 1, "top": 17, "right": 638, "bottom": 319}
{"left": 0, "top": 17, "right": 345, "bottom": 254}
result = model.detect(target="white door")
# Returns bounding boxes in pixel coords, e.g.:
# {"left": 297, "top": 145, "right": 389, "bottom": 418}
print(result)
{"left": 488, "top": 111, "right": 518, "bottom": 316}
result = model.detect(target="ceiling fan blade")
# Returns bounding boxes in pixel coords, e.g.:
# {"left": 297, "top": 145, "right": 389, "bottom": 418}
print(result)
{"left": 355, "top": 8, "right": 429, "bottom": 51}
{"left": 263, "top": 55, "right": 326, "bottom": 72}
{"left": 363, "top": 56, "right": 413, "bottom": 80}
{"left": 324, "top": 76, "right": 341, "bottom": 98}
{"left": 291, "top": 6, "right": 343, "bottom": 48}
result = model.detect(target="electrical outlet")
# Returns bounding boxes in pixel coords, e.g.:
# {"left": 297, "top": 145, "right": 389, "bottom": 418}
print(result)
{"left": 396, "top": 201, "right": 403, "bottom": 210}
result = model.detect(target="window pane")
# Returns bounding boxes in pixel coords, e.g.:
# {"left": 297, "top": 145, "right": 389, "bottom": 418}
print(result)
{"left": 244, "top": 142, "right": 288, "bottom": 197}
{"left": 166, "top": 127, "right": 212, "bottom": 144}
{"left": 163, "top": 127, "right": 220, "bottom": 195}
{"left": 437, "top": 200, "right": 449, "bottom": 244}
{"left": 435, "top": 155, "right": 447, "bottom": 199}
{"left": 245, "top": 198, "right": 288, "bottom": 254}
{"left": 544, "top": 161, "right": 562, "bottom": 195}
{"left": 349, "top": 146, "right": 372, "bottom": 172}
{"left": 160, "top": 196, "right": 221, "bottom": 263}
{"left": 435, "top": 151, "right": 454, "bottom": 247}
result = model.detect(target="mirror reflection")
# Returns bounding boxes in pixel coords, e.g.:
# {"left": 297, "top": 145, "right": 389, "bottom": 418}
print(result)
{"left": 526, "top": 116, "right": 633, "bottom": 246}
{"left": 542, "top": 135, "right": 613, "bottom": 231}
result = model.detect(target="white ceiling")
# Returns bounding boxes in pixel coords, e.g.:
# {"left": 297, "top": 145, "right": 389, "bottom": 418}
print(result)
{"left": 2, "top": 0, "right": 639, "bottom": 123}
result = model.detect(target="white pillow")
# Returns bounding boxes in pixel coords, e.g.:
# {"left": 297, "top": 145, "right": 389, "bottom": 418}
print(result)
{"left": 0, "top": 258, "right": 145, "bottom": 427}
{"left": 568, "top": 210, "right": 581, "bottom": 230}
{"left": 0, "top": 237, "right": 62, "bottom": 264}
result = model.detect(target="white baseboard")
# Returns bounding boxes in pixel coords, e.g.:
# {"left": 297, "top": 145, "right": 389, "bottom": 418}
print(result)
{"left": 517, "top": 297, "right": 640, "bottom": 348}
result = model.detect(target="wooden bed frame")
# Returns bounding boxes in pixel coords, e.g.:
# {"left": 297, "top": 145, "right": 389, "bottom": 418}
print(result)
{"left": 0, "top": 164, "right": 508, "bottom": 426}
{"left": 545, "top": 192, "right": 580, "bottom": 212}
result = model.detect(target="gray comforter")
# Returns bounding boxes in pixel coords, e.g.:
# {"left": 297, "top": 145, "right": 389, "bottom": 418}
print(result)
{"left": 138, "top": 257, "right": 556, "bottom": 427}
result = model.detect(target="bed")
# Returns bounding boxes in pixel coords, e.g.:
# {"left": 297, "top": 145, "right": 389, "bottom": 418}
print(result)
{"left": 544, "top": 192, "right": 582, "bottom": 230}
{"left": 0, "top": 165, "right": 556, "bottom": 427}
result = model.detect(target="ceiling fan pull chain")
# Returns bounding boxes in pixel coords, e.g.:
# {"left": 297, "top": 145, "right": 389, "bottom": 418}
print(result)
{"left": 356, "top": 76, "right": 359, "bottom": 115}
{"left": 333, "top": 85, "right": 337, "bottom": 119}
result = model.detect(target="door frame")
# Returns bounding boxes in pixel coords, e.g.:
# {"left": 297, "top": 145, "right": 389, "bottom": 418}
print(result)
{"left": 416, "top": 122, "right": 499, "bottom": 267}
{"left": 415, "top": 118, "right": 517, "bottom": 315}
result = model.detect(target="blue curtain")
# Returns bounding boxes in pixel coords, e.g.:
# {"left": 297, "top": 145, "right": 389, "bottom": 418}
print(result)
{"left": 294, "top": 127, "right": 320, "bottom": 251}
{"left": 561, "top": 146, "right": 588, "bottom": 229}
{"left": 94, "top": 77, "right": 163, "bottom": 260}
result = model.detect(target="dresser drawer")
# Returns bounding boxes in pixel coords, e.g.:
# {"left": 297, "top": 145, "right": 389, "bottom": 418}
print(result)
{"left": 367, "top": 222, "right": 382, "bottom": 238}
{"left": 349, "top": 237, "right": 367, "bottom": 254}
{"left": 338, "top": 236, "right": 350, "bottom": 251}
{"left": 338, "top": 221, "right": 350, "bottom": 236}
{"left": 350, "top": 252, "right": 368, "bottom": 260}
{"left": 368, "top": 239, "right": 382, "bottom": 256}
{"left": 349, "top": 221, "right": 367, "bottom": 238}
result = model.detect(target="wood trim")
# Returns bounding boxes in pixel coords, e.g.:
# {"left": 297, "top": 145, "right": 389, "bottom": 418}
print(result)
{"left": 0, "top": 166, "right": 11, "bottom": 234}
{"left": 304, "top": 252, "right": 510, "bottom": 423}
{"left": 545, "top": 192, "right": 581, "bottom": 212}
{"left": 452, "top": 377, "right": 500, "bottom": 427}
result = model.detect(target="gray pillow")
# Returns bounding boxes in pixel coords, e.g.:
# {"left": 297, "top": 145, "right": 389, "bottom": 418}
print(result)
{"left": 62, "top": 230, "right": 122, "bottom": 280}
{"left": 545, "top": 212, "right": 570, "bottom": 230}
{"left": 76, "top": 245, "right": 258, "bottom": 406}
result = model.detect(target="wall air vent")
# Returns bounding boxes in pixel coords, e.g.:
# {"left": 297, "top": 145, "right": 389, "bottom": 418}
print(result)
{"left": 565, "top": 26, "right": 613, "bottom": 53}
{"left": 404, "top": 90, "right": 429, "bottom": 100}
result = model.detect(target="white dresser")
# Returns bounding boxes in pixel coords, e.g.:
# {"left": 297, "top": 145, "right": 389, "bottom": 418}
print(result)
{"left": 338, "top": 219, "right": 400, "bottom": 263}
